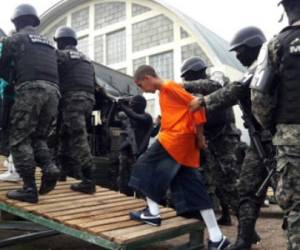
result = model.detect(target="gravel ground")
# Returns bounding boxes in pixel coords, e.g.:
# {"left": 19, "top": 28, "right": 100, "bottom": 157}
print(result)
{"left": 0, "top": 205, "right": 286, "bottom": 250}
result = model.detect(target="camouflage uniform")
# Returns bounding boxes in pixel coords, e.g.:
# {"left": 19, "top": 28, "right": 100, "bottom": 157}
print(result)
{"left": 251, "top": 26, "right": 300, "bottom": 249}
{"left": 0, "top": 26, "right": 60, "bottom": 200}
{"left": 204, "top": 76, "right": 274, "bottom": 226}
{"left": 184, "top": 79, "right": 240, "bottom": 214}
{"left": 9, "top": 81, "right": 59, "bottom": 172}
{"left": 58, "top": 91, "right": 95, "bottom": 178}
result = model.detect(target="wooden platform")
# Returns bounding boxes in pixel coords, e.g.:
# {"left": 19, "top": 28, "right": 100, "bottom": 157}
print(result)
{"left": 0, "top": 161, "right": 204, "bottom": 249}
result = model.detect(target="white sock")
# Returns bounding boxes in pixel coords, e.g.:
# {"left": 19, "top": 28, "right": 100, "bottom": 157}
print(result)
{"left": 200, "top": 209, "right": 223, "bottom": 242}
{"left": 146, "top": 197, "right": 160, "bottom": 216}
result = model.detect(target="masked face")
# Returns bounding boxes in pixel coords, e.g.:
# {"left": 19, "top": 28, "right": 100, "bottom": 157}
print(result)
{"left": 235, "top": 46, "right": 259, "bottom": 67}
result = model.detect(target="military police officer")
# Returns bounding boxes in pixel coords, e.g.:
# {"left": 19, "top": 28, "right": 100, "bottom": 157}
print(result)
{"left": 0, "top": 4, "right": 61, "bottom": 203}
{"left": 251, "top": 1, "right": 300, "bottom": 248}
{"left": 190, "top": 27, "right": 274, "bottom": 250}
{"left": 54, "top": 27, "right": 96, "bottom": 194}
{"left": 181, "top": 56, "right": 241, "bottom": 225}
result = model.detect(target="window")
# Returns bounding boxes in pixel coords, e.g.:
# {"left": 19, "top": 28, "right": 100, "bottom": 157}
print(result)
{"left": 149, "top": 51, "right": 174, "bottom": 80}
{"left": 145, "top": 98, "right": 156, "bottom": 117}
{"left": 71, "top": 7, "right": 89, "bottom": 32}
{"left": 44, "top": 18, "right": 67, "bottom": 40}
{"left": 132, "top": 3, "right": 151, "bottom": 17}
{"left": 95, "top": 2, "right": 126, "bottom": 29}
{"left": 180, "top": 27, "right": 189, "bottom": 39}
{"left": 181, "top": 43, "right": 211, "bottom": 66}
{"left": 106, "top": 29, "right": 126, "bottom": 65}
{"left": 94, "top": 35, "right": 104, "bottom": 63}
{"left": 77, "top": 36, "right": 89, "bottom": 56}
{"left": 132, "top": 15, "right": 174, "bottom": 52}
{"left": 133, "top": 57, "right": 146, "bottom": 72}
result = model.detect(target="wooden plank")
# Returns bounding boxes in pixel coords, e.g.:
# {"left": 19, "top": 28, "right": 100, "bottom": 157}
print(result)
{"left": 65, "top": 204, "right": 145, "bottom": 225}
{"left": 16, "top": 190, "right": 123, "bottom": 208}
{"left": 102, "top": 217, "right": 200, "bottom": 244}
{"left": 49, "top": 199, "right": 144, "bottom": 218}
{"left": 80, "top": 208, "right": 175, "bottom": 229}
{"left": 21, "top": 193, "right": 125, "bottom": 213}
{"left": 57, "top": 201, "right": 145, "bottom": 221}
{"left": 89, "top": 211, "right": 177, "bottom": 234}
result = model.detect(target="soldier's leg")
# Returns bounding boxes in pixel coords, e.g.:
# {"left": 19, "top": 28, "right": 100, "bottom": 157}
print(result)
{"left": 7, "top": 89, "right": 40, "bottom": 203}
{"left": 276, "top": 146, "right": 300, "bottom": 250}
{"left": 212, "top": 135, "right": 240, "bottom": 215}
{"left": 33, "top": 87, "right": 60, "bottom": 195}
{"left": 62, "top": 96, "right": 95, "bottom": 194}
{"left": 228, "top": 145, "right": 268, "bottom": 250}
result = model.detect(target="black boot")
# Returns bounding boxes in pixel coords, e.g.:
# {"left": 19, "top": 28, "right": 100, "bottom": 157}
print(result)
{"left": 7, "top": 172, "right": 38, "bottom": 203}
{"left": 71, "top": 167, "right": 95, "bottom": 194}
{"left": 218, "top": 203, "right": 232, "bottom": 226}
{"left": 39, "top": 163, "right": 60, "bottom": 195}
{"left": 227, "top": 219, "right": 256, "bottom": 250}
{"left": 252, "top": 230, "right": 261, "bottom": 244}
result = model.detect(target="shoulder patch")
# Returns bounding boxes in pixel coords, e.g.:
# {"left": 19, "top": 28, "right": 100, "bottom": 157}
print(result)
{"left": 69, "top": 51, "right": 81, "bottom": 59}
{"left": 28, "top": 34, "right": 54, "bottom": 48}
{"left": 289, "top": 37, "right": 300, "bottom": 55}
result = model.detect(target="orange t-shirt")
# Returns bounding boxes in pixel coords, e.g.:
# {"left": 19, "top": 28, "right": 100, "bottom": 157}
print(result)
{"left": 158, "top": 80, "right": 206, "bottom": 168}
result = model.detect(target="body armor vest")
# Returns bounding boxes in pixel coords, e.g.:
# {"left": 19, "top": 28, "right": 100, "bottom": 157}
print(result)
{"left": 58, "top": 48, "right": 95, "bottom": 94}
{"left": 12, "top": 27, "right": 59, "bottom": 85}
{"left": 275, "top": 26, "right": 300, "bottom": 124}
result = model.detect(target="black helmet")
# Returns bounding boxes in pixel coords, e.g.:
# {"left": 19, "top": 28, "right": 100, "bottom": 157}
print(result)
{"left": 278, "top": 0, "right": 300, "bottom": 24}
{"left": 229, "top": 26, "right": 266, "bottom": 52}
{"left": 181, "top": 56, "right": 207, "bottom": 78}
{"left": 54, "top": 26, "right": 78, "bottom": 45}
{"left": 11, "top": 4, "right": 40, "bottom": 27}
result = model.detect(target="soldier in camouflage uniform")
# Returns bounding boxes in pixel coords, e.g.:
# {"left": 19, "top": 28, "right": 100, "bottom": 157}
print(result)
{"left": 181, "top": 56, "right": 240, "bottom": 226}
{"left": 0, "top": 4, "right": 61, "bottom": 203}
{"left": 189, "top": 27, "right": 274, "bottom": 250}
{"left": 251, "top": 1, "right": 300, "bottom": 248}
{"left": 54, "top": 27, "right": 96, "bottom": 194}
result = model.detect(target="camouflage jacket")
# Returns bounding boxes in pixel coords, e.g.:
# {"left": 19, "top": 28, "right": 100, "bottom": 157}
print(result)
{"left": 251, "top": 24, "right": 300, "bottom": 145}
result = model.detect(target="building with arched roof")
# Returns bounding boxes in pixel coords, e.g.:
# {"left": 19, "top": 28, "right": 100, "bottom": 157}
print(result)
{"left": 39, "top": 0, "right": 249, "bottom": 141}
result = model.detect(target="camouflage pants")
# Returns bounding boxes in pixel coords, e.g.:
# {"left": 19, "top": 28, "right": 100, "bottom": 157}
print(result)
{"left": 205, "top": 134, "right": 240, "bottom": 214}
{"left": 238, "top": 141, "right": 274, "bottom": 221}
{"left": 58, "top": 91, "right": 94, "bottom": 178}
{"left": 9, "top": 81, "right": 60, "bottom": 177}
{"left": 276, "top": 145, "right": 300, "bottom": 250}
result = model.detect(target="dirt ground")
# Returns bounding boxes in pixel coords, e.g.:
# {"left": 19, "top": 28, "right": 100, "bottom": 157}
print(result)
{"left": 0, "top": 205, "right": 286, "bottom": 250}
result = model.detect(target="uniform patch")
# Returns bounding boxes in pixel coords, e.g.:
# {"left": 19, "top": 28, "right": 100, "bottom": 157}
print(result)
{"left": 28, "top": 34, "right": 53, "bottom": 48}
{"left": 289, "top": 37, "right": 300, "bottom": 55}
{"left": 69, "top": 51, "right": 81, "bottom": 59}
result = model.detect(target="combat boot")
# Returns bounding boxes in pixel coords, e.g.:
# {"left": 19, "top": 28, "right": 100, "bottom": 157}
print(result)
{"left": 39, "top": 163, "right": 60, "bottom": 195}
{"left": 227, "top": 219, "right": 256, "bottom": 250}
{"left": 218, "top": 204, "right": 232, "bottom": 226}
{"left": 7, "top": 172, "right": 38, "bottom": 203}
{"left": 71, "top": 167, "right": 95, "bottom": 194}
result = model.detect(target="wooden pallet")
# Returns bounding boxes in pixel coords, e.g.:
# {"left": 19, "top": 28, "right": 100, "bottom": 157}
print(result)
{"left": 0, "top": 160, "right": 204, "bottom": 250}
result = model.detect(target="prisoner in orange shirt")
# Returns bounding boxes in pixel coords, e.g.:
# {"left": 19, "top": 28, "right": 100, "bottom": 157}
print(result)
{"left": 158, "top": 80, "right": 207, "bottom": 168}
{"left": 128, "top": 65, "right": 229, "bottom": 249}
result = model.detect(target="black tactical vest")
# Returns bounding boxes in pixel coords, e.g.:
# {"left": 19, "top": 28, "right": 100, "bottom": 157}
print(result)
{"left": 58, "top": 48, "right": 95, "bottom": 94}
{"left": 12, "top": 27, "right": 59, "bottom": 85}
{"left": 275, "top": 26, "right": 300, "bottom": 124}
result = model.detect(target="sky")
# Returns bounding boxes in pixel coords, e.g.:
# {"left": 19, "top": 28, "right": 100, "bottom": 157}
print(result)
{"left": 0, "top": 0, "right": 288, "bottom": 42}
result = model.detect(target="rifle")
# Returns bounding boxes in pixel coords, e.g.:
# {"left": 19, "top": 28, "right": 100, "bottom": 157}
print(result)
{"left": 238, "top": 98, "right": 277, "bottom": 197}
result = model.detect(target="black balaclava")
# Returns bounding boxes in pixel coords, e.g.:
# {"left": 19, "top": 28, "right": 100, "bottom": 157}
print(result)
{"left": 130, "top": 95, "right": 147, "bottom": 114}
{"left": 56, "top": 38, "right": 77, "bottom": 50}
{"left": 236, "top": 45, "right": 261, "bottom": 67}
